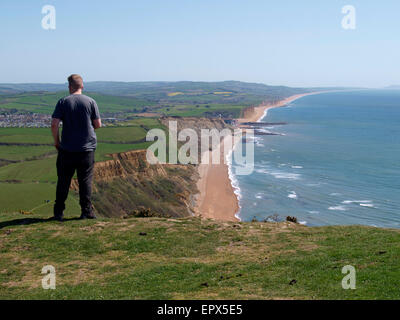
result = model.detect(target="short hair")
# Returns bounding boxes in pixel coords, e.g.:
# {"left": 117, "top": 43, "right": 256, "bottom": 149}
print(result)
{"left": 68, "top": 74, "right": 84, "bottom": 91}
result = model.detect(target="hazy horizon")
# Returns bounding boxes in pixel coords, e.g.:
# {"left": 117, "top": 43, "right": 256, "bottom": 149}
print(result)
{"left": 1, "top": 0, "right": 399, "bottom": 87}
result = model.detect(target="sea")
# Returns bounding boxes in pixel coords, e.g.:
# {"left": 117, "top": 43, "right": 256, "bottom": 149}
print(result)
{"left": 231, "top": 90, "right": 400, "bottom": 228}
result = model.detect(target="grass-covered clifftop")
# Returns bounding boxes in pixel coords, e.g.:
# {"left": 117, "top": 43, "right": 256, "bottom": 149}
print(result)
{"left": 1, "top": 211, "right": 399, "bottom": 299}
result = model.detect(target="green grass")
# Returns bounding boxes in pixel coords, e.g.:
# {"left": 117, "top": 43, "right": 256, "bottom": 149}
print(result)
{"left": 0, "top": 213, "right": 399, "bottom": 299}
{"left": 0, "top": 182, "right": 79, "bottom": 215}
{"left": 97, "top": 127, "right": 147, "bottom": 143}
{"left": 0, "top": 145, "right": 54, "bottom": 161}
{"left": 122, "top": 117, "right": 164, "bottom": 127}
{"left": 157, "top": 104, "right": 245, "bottom": 118}
{"left": 0, "top": 157, "right": 58, "bottom": 182}
{"left": 0, "top": 92, "right": 152, "bottom": 114}
{"left": 0, "top": 128, "right": 53, "bottom": 144}
{"left": 95, "top": 142, "right": 154, "bottom": 161}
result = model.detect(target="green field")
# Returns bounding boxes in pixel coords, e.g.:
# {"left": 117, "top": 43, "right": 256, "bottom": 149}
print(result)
{"left": 97, "top": 127, "right": 147, "bottom": 142}
{"left": 0, "top": 118, "right": 166, "bottom": 214}
{"left": 0, "top": 145, "right": 54, "bottom": 161}
{"left": 0, "top": 91, "right": 249, "bottom": 118}
{"left": 0, "top": 128, "right": 53, "bottom": 144}
{"left": 157, "top": 103, "right": 245, "bottom": 118}
{"left": 0, "top": 182, "right": 79, "bottom": 215}
{"left": 0, "top": 92, "right": 152, "bottom": 114}
{"left": 0, "top": 214, "right": 399, "bottom": 299}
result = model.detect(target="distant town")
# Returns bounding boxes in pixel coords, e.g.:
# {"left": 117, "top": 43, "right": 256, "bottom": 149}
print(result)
{"left": 0, "top": 110, "right": 123, "bottom": 128}
{"left": 0, "top": 112, "right": 51, "bottom": 128}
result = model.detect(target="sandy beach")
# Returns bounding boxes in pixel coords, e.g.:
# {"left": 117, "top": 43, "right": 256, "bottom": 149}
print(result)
{"left": 195, "top": 134, "right": 239, "bottom": 221}
{"left": 195, "top": 91, "right": 321, "bottom": 221}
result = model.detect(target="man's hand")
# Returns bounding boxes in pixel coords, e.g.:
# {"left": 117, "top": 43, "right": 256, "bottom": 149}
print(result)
{"left": 92, "top": 118, "right": 102, "bottom": 130}
{"left": 51, "top": 118, "right": 61, "bottom": 150}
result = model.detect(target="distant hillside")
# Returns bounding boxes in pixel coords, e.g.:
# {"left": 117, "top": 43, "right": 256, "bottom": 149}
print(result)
{"left": 0, "top": 80, "right": 349, "bottom": 97}
{"left": 0, "top": 84, "right": 65, "bottom": 95}
{"left": 385, "top": 85, "right": 400, "bottom": 89}
{"left": 0, "top": 81, "right": 350, "bottom": 119}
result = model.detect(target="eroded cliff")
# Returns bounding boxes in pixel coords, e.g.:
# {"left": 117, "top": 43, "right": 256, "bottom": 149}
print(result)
{"left": 71, "top": 149, "right": 198, "bottom": 218}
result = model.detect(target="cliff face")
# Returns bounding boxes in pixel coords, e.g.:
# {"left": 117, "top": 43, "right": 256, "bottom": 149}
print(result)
{"left": 71, "top": 149, "right": 198, "bottom": 218}
{"left": 70, "top": 117, "right": 230, "bottom": 219}
{"left": 160, "top": 116, "right": 228, "bottom": 136}
{"left": 94, "top": 150, "right": 167, "bottom": 182}
{"left": 160, "top": 116, "right": 231, "bottom": 160}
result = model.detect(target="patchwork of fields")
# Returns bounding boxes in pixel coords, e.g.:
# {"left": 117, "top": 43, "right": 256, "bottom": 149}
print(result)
{"left": 0, "top": 91, "right": 250, "bottom": 119}
{"left": 0, "top": 92, "right": 151, "bottom": 114}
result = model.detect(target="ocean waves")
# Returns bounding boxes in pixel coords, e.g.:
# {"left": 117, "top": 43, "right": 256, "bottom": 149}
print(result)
{"left": 255, "top": 168, "right": 302, "bottom": 180}
{"left": 231, "top": 90, "right": 400, "bottom": 228}
{"left": 328, "top": 205, "right": 348, "bottom": 211}
{"left": 288, "top": 191, "right": 298, "bottom": 199}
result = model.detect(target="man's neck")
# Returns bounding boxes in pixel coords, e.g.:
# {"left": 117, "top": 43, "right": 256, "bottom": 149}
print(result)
{"left": 70, "top": 89, "right": 82, "bottom": 95}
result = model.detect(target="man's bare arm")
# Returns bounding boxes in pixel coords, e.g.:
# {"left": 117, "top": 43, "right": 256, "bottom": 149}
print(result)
{"left": 92, "top": 118, "right": 102, "bottom": 130}
{"left": 51, "top": 118, "right": 61, "bottom": 150}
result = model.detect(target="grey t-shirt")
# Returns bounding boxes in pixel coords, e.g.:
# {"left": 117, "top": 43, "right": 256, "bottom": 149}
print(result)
{"left": 52, "top": 94, "right": 100, "bottom": 152}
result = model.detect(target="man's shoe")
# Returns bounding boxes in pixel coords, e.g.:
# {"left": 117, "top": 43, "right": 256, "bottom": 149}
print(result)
{"left": 52, "top": 215, "right": 64, "bottom": 222}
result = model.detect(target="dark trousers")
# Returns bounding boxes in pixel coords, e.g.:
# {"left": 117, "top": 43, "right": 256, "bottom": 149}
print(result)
{"left": 54, "top": 149, "right": 95, "bottom": 217}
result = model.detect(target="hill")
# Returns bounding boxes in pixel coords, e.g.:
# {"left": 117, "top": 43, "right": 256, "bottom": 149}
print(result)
{"left": 0, "top": 80, "right": 312, "bottom": 96}
{"left": 0, "top": 212, "right": 399, "bottom": 299}
{"left": 0, "top": 81, "right": 341, "bottom": 118}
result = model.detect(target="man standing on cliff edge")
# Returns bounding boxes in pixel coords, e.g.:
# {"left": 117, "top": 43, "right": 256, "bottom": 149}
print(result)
{"left": 51, "top": 74, "right": 102, "bottom": 221}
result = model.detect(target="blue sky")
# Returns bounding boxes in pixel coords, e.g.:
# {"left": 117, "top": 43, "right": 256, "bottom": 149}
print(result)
{"left": 0, "top": 0, "right": 399, "bottom": 87}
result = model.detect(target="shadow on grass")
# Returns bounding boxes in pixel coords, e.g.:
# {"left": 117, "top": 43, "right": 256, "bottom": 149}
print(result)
{"left": 0, "top": 217, "right": 82, "bottom": 230}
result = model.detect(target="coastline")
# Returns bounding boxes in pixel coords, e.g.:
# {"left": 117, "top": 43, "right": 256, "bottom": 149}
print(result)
{"left": 195, "top": 91, "right": 323, "bottom": 222}
{"left": 237, "top": 91, "right": 324, "bottom": 124}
